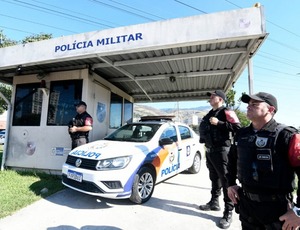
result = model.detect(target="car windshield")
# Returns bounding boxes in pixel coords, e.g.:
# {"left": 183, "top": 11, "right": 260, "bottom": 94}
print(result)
{"left": 104, "top": 123, "right": 161, "bottom": 142}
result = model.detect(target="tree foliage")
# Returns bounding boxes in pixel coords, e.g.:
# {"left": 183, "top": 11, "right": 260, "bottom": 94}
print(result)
{"left": 0, "top": 30, "right": 52, "bottom": 47}
{"left": 235, "top": 109, "right": 251, "bottom": 127}
{"left": 21, "top": 33, "right": 52, "bottom": 44}
{"left": 0, "top": 30, "right": 18, "bottom": 47}
{"left": 225, "top": 89, "right": 236, "bottom": 109}
{"left": 0, "top": 83, "right": 12, "bottom": 114}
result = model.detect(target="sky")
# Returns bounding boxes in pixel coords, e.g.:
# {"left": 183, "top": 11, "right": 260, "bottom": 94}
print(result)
{"left": 1, "top": 0, "right": 300, "bottom": 127}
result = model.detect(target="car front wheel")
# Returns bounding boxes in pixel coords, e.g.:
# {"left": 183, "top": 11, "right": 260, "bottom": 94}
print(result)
{"left": 129, "top": 166, "right": 155, "bottom": 204}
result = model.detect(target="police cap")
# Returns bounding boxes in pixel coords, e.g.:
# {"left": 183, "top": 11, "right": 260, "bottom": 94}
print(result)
{"left": 207, "top": 90, "right": 226, "bottom": 101}
{"left": 75, "top": 101, "right": 87, "bottom": 107}
{"left": 241, "top": 92, "right": 278, "bottom": 112}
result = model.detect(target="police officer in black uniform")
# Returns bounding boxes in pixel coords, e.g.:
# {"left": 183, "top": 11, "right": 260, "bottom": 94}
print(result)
{"left": 68, "top": 101, "right": 93, "bottom": 149}
{"left": 199, "top": 90, "right": 241, "bottom": 229}
{"left": 227, "top": 92, "right": 300, "bottom": 229}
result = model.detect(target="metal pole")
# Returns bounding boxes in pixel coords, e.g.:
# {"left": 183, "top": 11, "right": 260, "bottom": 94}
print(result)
{"left": 247, "top": 58, "right": 254, "bottom": 94}
{"left": 0, "top": 91, "right": 11, "bottom": 171}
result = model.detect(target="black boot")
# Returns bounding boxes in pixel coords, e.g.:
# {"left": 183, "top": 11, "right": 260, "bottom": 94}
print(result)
{"left": 199, "top": 198, "right": 220, "bottom": 211}
{"left": 219, "top": 210, "right": 233, "bottom": 229}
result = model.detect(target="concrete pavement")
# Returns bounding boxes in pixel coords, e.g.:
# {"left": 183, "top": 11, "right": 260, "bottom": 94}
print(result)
{"left": 0, "top": 161, "right": 241, "bottom": 230}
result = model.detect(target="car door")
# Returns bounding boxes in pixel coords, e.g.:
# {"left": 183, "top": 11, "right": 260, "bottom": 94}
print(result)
{"left": 177, "top": 125, "right": 194, "bottom": 170}
{"left": 154, "top": 126, "right": 180, "bottom": 183}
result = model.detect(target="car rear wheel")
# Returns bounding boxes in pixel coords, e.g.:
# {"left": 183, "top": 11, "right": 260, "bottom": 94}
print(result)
{"left": 129, "top": 166, "right": 155, "bottom": 204}
{"left": 188, "top": 152, "right": 201, "bottom": 174}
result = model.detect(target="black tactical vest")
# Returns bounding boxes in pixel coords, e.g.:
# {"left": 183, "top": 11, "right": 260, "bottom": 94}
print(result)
{"left": 199, "top": 107, "right": 231, "bottom": 148}
{"left": 69, "top": 111, "right": 92, "bottom": 139}
{"left": 237, "top": 126, "right": 295, "bottom": 193}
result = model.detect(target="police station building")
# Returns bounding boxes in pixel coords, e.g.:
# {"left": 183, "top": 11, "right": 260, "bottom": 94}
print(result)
{"left": 0, "top": 6, "right": 267, "bottom": 173}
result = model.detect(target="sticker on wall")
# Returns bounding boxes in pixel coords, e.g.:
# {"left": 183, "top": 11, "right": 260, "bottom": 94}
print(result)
{"left": 26, "top": 141, "right": 36, "bottom": 155}
{"left": 97, "top": 102, "right": 106, "bottom": 123}
{"left": 51, "top": 147, "right": 71, "bottom": 156}
{"left": 54, "top": 147, "right": 64, "bottom": 156}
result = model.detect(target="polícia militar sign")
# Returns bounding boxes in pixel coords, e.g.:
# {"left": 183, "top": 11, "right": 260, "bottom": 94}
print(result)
{"left": 54, "top": 33, "right": 143, "bottom": 52}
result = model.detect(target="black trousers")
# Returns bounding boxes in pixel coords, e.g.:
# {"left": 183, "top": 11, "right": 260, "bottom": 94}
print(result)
{"left": 237, "top": 189, "right": 287, "bottom": 229}
{"left": 71, "top": 137, "right": 88, "bottom": 150}
{"left": 206, "top": 146, "right": 234, "bottom": 211}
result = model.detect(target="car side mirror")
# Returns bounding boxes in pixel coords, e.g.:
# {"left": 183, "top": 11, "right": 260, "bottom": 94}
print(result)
{"left": 159, "top": 138, "right": 174, "bottom": 146}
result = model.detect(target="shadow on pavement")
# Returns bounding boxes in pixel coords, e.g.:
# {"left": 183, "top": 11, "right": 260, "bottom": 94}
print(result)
{"left": 45, "top": 187, "right": 220, "bottom": 229}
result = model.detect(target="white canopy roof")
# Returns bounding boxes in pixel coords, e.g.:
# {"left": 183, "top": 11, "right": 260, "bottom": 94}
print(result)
{"left": 0, "top": 6, "right": 267, "bottom": 102}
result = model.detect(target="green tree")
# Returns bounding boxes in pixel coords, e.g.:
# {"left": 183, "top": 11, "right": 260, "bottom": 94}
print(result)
{"left": 21, "top": 33, "right": 52, "bottom": 44}
{"left": 0, "top": 30, "right": 52, "bottom": 47}
{"left": 0, "top": 30, "right": 18, "bottom": 47}
{"left": 0, "top": 83, "right": 12, "bottom": 114}
{"left": 225, "top": 89, "right": 237, "bottom": 109}
{"left": 236, "top": 109, "right": 250, "bottom": 127}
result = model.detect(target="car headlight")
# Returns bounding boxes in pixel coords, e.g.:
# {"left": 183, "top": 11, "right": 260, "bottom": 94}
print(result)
{"left": 96, "top": 156, "right": 132, "bottom": 170}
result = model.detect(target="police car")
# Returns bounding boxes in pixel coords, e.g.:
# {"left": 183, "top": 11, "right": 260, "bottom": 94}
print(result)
{"left": 0, "top": 130, "right": 5, "bottom": 145}
{"left": 62, "top": 116, "right": 204, "bottom": 204}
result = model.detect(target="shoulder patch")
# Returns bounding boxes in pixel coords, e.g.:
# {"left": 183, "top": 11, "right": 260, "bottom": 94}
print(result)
{"left": 288, "top": 133, "right": 300, "bottom": 167}
{"left": 85, "top": 117, "right": 93, "bottom": 126}
{"left": 224, "top": 110, "right": 240, "bottom": 124}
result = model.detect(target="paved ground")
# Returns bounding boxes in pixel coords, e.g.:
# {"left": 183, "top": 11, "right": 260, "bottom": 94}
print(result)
{"left": 0, "top": 160, "right": 242, "bottom": 230}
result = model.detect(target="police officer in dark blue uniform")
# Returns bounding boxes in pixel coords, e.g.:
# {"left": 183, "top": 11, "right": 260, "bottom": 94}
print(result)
{"left": 199, "top": 90, "right": 241, "bottom": 229}
{"left": 69, "top": 101, "right": 93, "bottom": 149}
{"left": 227, "top": 92, "right": 300, "bottom": 229}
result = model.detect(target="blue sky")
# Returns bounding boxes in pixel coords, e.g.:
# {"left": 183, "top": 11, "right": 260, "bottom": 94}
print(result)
{"left": 1, "top": 0, "right": 300, "bottom": 127}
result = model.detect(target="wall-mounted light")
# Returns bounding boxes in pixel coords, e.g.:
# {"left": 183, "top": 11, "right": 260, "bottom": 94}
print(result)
{"left": 16, "top": 65, "right": 22, "bottom": 75}
{"left": 169, "top": 76, "right": 176, "bottom": 83}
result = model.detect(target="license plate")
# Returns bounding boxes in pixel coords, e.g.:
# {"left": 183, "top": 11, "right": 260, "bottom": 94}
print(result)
{"left": 67, "top": 170, "right": 83, "bottom": 182}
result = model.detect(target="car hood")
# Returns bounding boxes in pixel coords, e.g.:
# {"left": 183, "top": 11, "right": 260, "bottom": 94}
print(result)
{"left": 68, "top": 140, "right": 155, "bottom": 160}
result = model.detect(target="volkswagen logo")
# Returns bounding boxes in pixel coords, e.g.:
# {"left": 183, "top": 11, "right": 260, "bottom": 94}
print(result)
{"left": 75, "top": 158, "right": 82, "bottom": 167}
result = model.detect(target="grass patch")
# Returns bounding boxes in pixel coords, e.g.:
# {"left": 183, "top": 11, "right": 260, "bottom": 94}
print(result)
{"left": 0, "top": 146, "right": 65, "bottom": 219}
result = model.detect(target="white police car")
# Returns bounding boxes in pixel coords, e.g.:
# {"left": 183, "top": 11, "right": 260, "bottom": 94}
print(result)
{"left": 62, "top": 116, "right": 204, "bottom": 204}
{"left": 0, "top": 130, "right": 5, "bottom": 145}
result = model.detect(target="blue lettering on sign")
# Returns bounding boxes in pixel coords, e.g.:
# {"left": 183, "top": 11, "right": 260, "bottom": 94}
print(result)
{"left": 161, "top": 163, "right": 180, "bottom": 177}
{"left": 70, "top": 149, "right": 101, "bottom": 159}
{"left": 54, "top": 40, "right": 93, "bottom": 52}
{"left": 55, "top": 33, "right": 143, "bottom": 52}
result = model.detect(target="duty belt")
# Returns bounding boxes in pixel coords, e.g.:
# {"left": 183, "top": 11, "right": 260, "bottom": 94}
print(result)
{"left": 243, "top": 190, "right": 287, "bottom": 202}
{"left": 206, "top": 146, "right": 229, "bottom": 151}
{"left": 72, "top": 136, "right": 87, "bottom": 140}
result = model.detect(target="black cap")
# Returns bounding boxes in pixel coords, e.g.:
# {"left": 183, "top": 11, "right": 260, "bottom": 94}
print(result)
{"left": 75, "top": 101, "right": 87, "bottom": 107}
{"left": 241, "top": 92, "right": 278, "bottom": 112}
{"left": 207, "top": 90, "right": 226, "bottom": 101}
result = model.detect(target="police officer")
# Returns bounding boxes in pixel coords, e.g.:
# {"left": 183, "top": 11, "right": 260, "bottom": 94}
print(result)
{"left": 199, "top": 90, "right": 241, "bottom": 229}
{"left": 227, "top": 92, "right": 300, "bottom": 229}
{"left": 68, "top": 101, "right": 93, "bottom": 149}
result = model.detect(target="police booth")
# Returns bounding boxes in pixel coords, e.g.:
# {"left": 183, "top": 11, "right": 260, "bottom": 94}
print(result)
{"left": 0, "top": 6, "right": 267, "bottom": 173}
{"left": 5, "top": 68, "right": 133, "bottom": 173}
